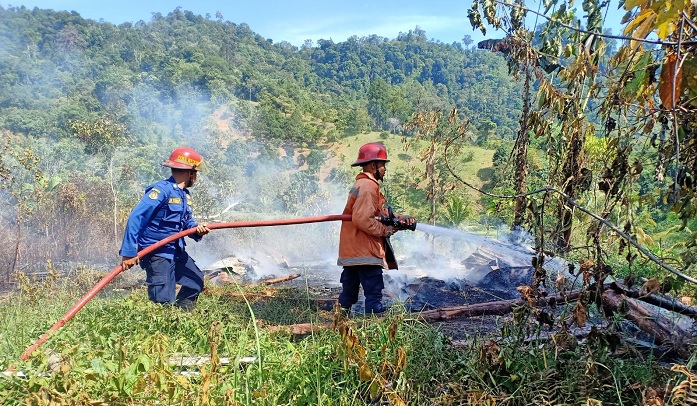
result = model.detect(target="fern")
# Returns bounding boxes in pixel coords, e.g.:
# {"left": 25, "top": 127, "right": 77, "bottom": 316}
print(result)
{"left": 669, "top": 364, "right": 697, "bottom": 405}
{"left": 530, "top": 369, "right": 572, "bottom": 406}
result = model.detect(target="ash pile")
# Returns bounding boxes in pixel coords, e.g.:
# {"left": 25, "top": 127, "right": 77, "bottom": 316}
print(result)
{"left": 387, "top": 245, "right": 544, "bottom": 312}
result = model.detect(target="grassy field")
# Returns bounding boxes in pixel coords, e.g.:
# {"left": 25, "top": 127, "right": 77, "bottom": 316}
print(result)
{"left": 0, "top": 269, "right": 680, "bottom": 405}
{"left": 0, "top": 272, "right": 463, "bottom": 405}
{"left": 325, "top": 132, "right": 495, "bottom": 206}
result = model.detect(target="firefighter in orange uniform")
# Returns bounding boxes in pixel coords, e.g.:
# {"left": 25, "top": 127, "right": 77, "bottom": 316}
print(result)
{"left": 337, "top": 143, "right": 415, "bottom": 315}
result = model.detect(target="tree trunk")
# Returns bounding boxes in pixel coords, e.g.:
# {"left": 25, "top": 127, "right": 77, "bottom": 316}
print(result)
{"left": 10, "top": 203, "right": 23, "bottom": 286}
{"left": 426, "top": 141, "right": 437, "bottom": 225}
{"left": 557, "top": 126, "right": 584, "bottom": 248}
{"left": 108, "top": 156, "right": 118, "bottom": 245}
{"left": 513, "top": 66, "right": 531, "bottom": 228}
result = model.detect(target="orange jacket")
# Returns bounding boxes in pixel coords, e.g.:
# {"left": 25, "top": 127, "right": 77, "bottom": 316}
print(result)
{"left": 337, "top": 172, "right": 395, "bottom": 269}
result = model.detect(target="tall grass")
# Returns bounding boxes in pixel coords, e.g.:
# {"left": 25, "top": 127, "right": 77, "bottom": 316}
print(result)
{"left": 0, "top": 268, "right": 683, "bottom": 405}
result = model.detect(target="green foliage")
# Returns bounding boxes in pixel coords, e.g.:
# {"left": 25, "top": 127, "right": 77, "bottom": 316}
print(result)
{"left": 442, "top": 195, "right": 473, "bottom": 227}
{"left": 279, "top": 170, "right": 321, "bottom": 214}
{"left": 467, "top": 0, "right": 697, "bottom": 287}
{"left": 69, "top": 115, "right": 130, "bottom": 155}
{"left": 403, "top": 109, "right": 471, "bottom": 225}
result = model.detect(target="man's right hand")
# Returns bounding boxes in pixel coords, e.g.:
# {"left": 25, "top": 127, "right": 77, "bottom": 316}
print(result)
{"left": 393, "top": 215, "right": 416, "bottom": 232}
{"left": 121, "top": 256, "right": 139, "bottom": 270}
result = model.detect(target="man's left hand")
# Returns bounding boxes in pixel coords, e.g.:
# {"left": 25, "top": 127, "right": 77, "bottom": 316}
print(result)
{"left": 196, "top": 223, "right": 210, "bottom": 235}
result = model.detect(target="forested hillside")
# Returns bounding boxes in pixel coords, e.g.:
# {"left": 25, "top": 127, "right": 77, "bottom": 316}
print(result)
{"left": 0, "top": 5, "right": 520, "bottom": 143}
{"left": 0, "top": 5, "right": 519, "bottom": 279}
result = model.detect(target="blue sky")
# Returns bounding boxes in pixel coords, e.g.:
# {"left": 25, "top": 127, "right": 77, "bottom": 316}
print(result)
{"left": 3, "top": 1, "right": 626, "bottom": 47}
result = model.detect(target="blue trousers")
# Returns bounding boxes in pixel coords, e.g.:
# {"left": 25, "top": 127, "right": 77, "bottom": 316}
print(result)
{"left": 338, "top": 265, "right": 384, "bottom": 313}
{"left": 140, "top": 250, "right": 204, "bottom": 304}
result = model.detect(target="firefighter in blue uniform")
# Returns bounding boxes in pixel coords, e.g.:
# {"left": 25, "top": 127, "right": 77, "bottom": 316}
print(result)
{"left": 120, "top": 147, "right": 210, "bottom": 310}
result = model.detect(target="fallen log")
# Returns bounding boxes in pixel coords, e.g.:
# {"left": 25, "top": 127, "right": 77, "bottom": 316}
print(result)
{"left": 265, "top": 291, "right": 586, "bottom": 334}
{"left": 609, "top": 281, "right": 697, "bottom": 319}
{"left": 601, "top": 289, "right": 691, "bottom": 357}
{"left": 417, "top": 290, "right": 584, "bottom": 322}
{"left": 262, "top": 286, "right": 695, "bottom": 359}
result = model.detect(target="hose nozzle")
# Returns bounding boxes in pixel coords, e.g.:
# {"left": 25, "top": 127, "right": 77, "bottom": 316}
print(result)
{"left": 379, "top": 206, "right": 416, "bottom": 231}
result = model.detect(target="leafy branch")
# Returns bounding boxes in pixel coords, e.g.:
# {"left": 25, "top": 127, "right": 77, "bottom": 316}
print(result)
{"left": 443, "top": 138, "right": 697, "bottom": 285}
{"left": 475, "top": 0, "right": 697, "bottom": 46}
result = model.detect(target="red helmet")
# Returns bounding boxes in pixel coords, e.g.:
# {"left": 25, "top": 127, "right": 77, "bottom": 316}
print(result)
{"left": 162, "top": 147, "right": 203, "bottom": 170}
{"left": 351, "top": 142, "right": 390, "bottom": 167}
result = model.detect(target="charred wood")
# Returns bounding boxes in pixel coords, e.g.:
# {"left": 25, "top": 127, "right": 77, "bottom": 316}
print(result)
{"left": 601, "top": 289, "right": 692, "bottom": 358}
{"left": 609, "top": 281, "right": 697, "bottom": 319}
{"left": 417, "top": 290, "right": 584, "bottom": 322}
{"left": 259, "top": 273, "right": 301, "bottom": 285}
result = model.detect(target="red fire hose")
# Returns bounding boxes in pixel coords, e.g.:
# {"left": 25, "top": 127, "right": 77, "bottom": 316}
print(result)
{"left": 19, "top": 214, "right": 351, "bottom": 361}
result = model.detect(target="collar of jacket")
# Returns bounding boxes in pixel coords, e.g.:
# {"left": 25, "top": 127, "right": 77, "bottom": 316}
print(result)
{"left": 165, "top": 176, "right": 189, "bottom": 193}
{"left": 355, "top": 171, "right": 379, "bottom": 184}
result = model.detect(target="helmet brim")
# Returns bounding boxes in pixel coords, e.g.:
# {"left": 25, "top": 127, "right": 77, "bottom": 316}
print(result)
{"left": 351, "top": 158, "right": 390, "bottom": 167}
{"left": 162, "top": 160, "right": 204, "bottom": 171}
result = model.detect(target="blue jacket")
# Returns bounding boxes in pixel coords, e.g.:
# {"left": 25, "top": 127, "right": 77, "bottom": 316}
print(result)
{"left": 119, "top": 177, "right": 201, "bottom": 259}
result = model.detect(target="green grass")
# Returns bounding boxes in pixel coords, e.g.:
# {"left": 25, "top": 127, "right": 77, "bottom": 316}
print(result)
{"left": 0, "top": 269, "right": 682, "bottom": 405}
{"left": 0, "top": 272, "right": 461, "bottom": 405}
{"left": 328, "top": 132, "right": 495, "bottom": 205}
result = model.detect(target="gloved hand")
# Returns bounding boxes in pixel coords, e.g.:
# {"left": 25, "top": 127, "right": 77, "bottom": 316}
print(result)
{"left": 395, "top": 215, "right": 416, "bottom": 231}
{"left": 379, "top": 207, "right": 416, "bottom": 231}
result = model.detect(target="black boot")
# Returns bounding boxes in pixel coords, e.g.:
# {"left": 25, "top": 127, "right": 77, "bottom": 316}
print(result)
{"left": 175, "top": 298, "right": 196, "bottom": 311}
{"left": 367, "top": 303, "right": 387, "bottom": 316}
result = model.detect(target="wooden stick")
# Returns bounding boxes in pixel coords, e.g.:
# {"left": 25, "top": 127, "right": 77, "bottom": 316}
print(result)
{"left": 266, "top": 321, "right": 334, "bottom": 335}
{"left": 258, "top": 273, "right": 301, "bottom": 285}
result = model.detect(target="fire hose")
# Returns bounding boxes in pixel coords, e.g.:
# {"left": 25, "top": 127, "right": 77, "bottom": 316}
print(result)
{"left": 18, "top": 212, "right": 416, "bottom": 361}
{"left": 19, "top": 214, "right": 347, "bottom": 361}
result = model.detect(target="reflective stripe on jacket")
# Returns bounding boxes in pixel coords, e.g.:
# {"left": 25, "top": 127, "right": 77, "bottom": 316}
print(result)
{"left": 337, "top": 172, "right": 395, "bottom": 269}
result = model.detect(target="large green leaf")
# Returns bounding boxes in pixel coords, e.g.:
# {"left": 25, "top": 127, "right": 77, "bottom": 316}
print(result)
{"left": 624, "top": 51, "right": 652, "bottom": 98}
